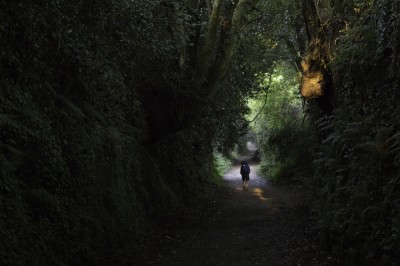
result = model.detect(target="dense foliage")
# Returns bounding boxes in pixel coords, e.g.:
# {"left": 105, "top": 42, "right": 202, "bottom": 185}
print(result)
{"left": 0, "top": 0, "right": 260, "bottom": 264}
{"left": 248, "top": 64, "right": 315, "bottom": 184}
{"left": 249, "top": 0, "right": 400, "bottom": 264}
{"left": 3, "top": 0, "right": 400, "bottom": 264}
{"left": 309, "top": 0, "right": 400, "bottom": 263}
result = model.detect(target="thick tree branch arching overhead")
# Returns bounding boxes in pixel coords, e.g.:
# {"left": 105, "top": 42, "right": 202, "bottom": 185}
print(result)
{"left": 207, "top": 0, "right": 252, "bottom": 98}
{"left": 191, "top": 0, "right": 256, "bottom": 98}
{"left": 193, "top": 0, "right": 223, "bottom": 89}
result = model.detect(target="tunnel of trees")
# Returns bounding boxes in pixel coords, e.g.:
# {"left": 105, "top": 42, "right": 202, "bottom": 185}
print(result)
{"left": 1, "top": 0, "right": 400, "bottom": 264}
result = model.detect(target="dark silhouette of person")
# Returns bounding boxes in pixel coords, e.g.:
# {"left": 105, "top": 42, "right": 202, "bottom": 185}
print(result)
{"left": 240, "top": 161, "right": 250, "bottom": 190}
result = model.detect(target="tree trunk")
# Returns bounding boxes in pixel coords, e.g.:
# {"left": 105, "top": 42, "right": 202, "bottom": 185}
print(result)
{"left": 300, "top": 0, "right": 355, "bottom": 112}
{"left": 207, "top": 0, "right": 251, "bottom": 98}
{"left": 193, "top": 0, "right": 223, "bottom": 90}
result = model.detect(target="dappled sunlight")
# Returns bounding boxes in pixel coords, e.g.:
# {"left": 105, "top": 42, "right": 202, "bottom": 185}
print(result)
{"left": 231, "top": 182, "right": 271, "bottom": 202}
{"left": 249, "top": 187, "right": 268, "bottom": 201}
{"left": 301, "top": 70, "right": 323, "bottom": 98}
{"left": 300, "top": 39, "right": 326, "bottom": 98}
{"left": 300, "top": 52, "right": 324, "bottom": 98}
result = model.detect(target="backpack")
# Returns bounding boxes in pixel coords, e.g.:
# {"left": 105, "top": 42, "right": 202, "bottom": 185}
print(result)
{"left": 240, "top": 163, "right": 250, "bottom": 175}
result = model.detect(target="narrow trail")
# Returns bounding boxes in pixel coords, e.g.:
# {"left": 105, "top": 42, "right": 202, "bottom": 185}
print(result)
{"left": 139, "top": 147, "right": 339, "bottom": 266}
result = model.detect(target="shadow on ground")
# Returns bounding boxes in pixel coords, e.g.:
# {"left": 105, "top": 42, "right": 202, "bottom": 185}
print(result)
{"left": 135, "top": 146, "right": 341, "bottom": 266}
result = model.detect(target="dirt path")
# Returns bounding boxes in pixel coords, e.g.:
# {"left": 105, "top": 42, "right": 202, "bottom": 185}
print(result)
{"left": 137, "top": 150, "right": 340, "bottom": 266}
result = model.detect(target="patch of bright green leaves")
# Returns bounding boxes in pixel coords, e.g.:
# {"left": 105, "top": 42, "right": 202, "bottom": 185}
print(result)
{"left": 213, "top": 150, "right": 233, "bottom": 178}
{"left": 247, "top": 63, "right": 314, "bottom": 184}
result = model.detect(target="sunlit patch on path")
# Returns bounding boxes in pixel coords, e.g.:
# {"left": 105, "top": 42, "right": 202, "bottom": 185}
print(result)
{"left": 250, "top": 187, "right": 268, "bottom": 201}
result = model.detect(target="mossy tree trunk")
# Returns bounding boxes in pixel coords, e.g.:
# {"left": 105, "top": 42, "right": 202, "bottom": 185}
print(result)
{"left": 300, "top": 0, "right": 353, "bottom": 110}
{"left": 192, "top": 0, "right": 253, "bottom": 98}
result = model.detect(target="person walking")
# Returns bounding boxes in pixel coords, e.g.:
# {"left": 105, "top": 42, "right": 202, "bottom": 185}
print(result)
{"left": 240, "top": 161, "right": 250, "bottom": 190}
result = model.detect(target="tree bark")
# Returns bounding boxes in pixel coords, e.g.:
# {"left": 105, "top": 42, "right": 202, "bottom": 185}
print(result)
{"left": 207, "top": 0, "right": 251, "bottom": 98}
{"left": 193, "top": 0, "right": 223, "bottom": 89}
{"left": 190, "top": 0, "right": 256, "bottom": 98}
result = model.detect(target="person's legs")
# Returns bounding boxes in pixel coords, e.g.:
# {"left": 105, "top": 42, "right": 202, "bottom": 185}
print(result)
{"left": 245, "top": 176, "right": 249, "bottom": 189}
{"left": 242, "top": 175, "right": 249, "bottom": 190}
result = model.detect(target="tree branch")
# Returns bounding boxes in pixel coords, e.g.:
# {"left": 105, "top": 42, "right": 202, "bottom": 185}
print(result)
{"left": 247, "top": 75, "right": 272, "bottom": 123}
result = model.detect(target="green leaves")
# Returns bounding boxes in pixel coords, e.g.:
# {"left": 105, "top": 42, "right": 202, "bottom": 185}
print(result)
{"left": 298, "top": 1, "right": 400, "bottom": 262}
{"left": 248, "top": 62, "right": 311, "bottom": 183}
